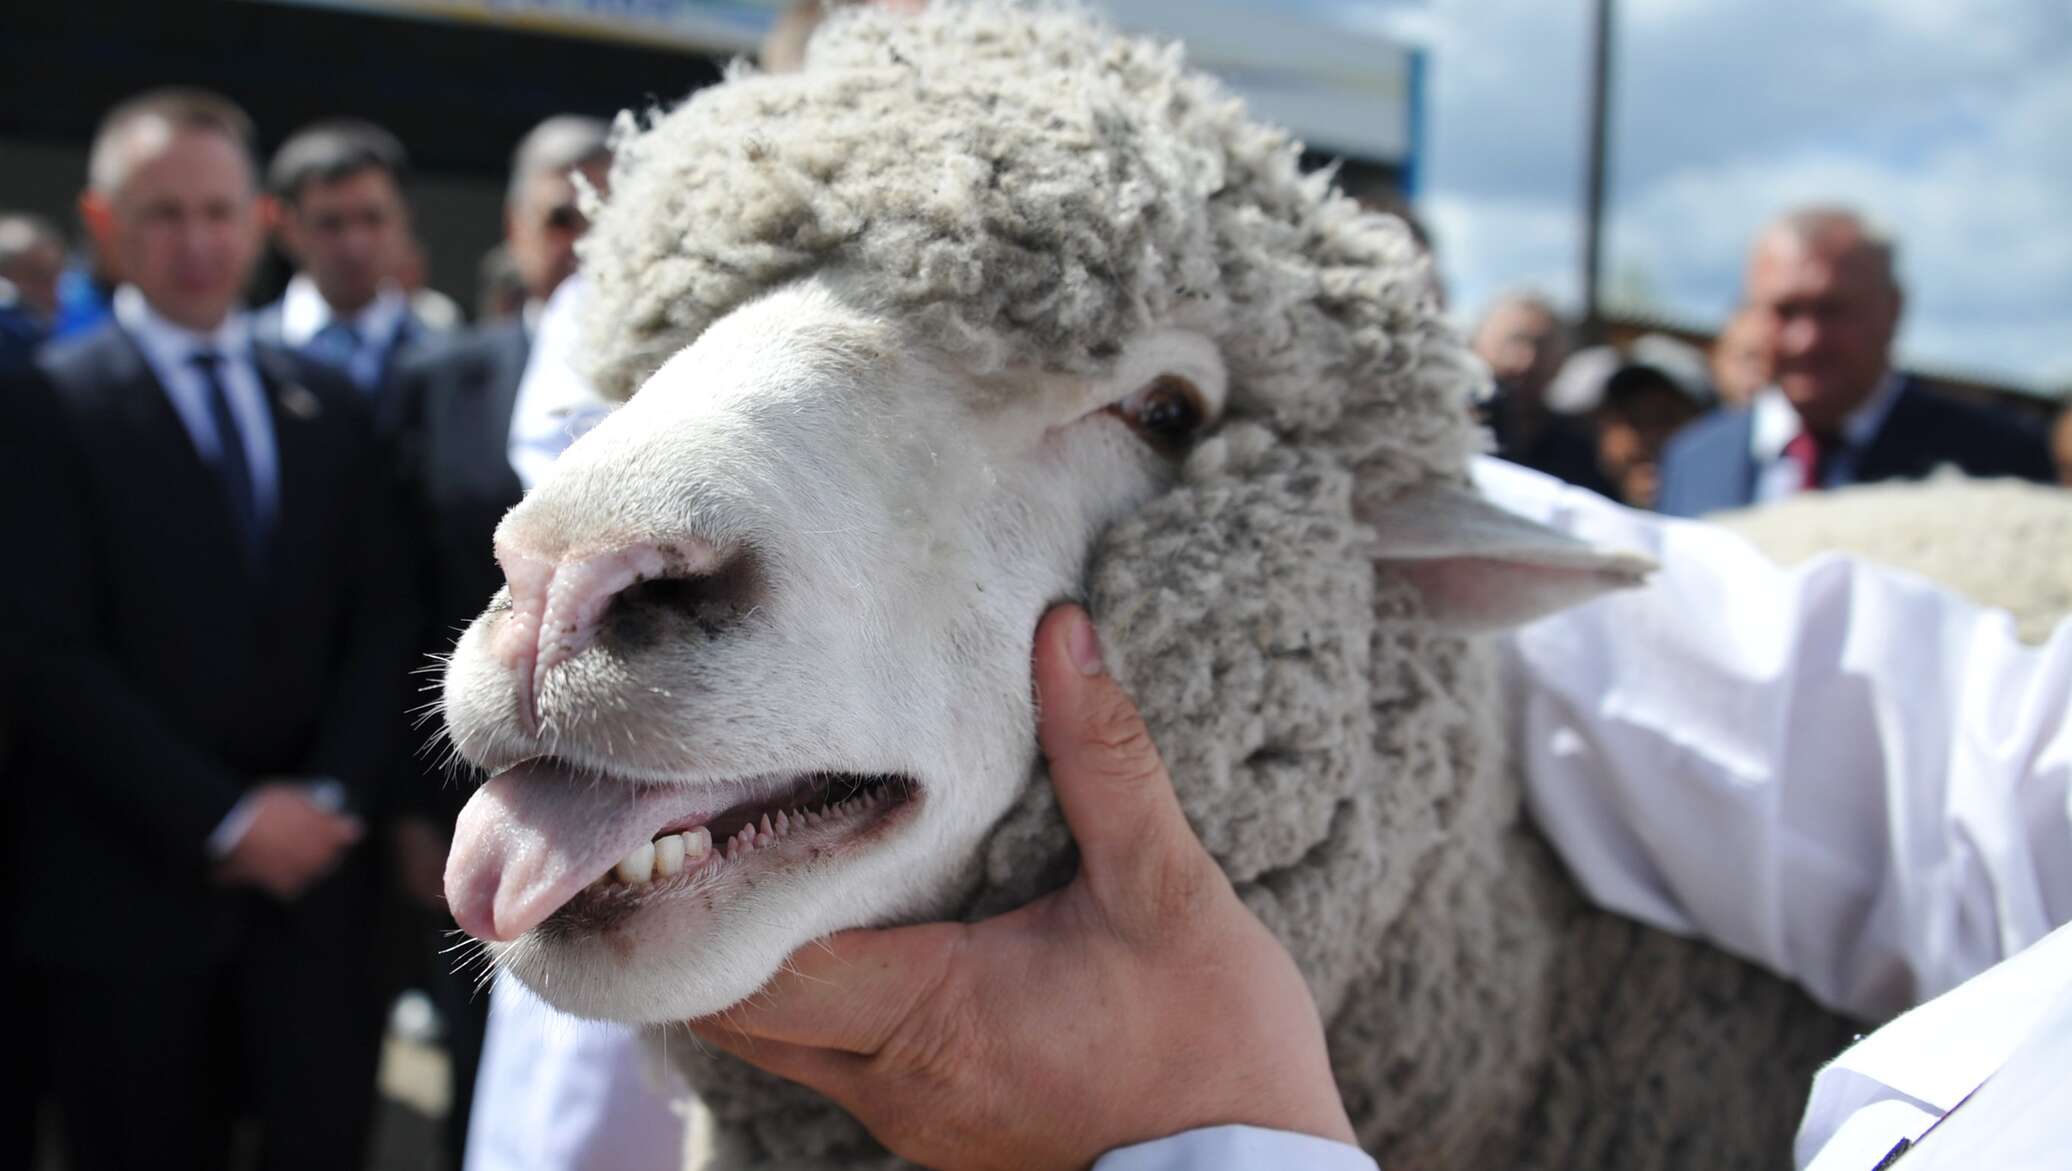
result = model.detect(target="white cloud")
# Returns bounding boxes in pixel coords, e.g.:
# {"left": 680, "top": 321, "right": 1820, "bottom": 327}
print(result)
{"left": 1423, "top": 191, "right": 1580, "bottom": 314}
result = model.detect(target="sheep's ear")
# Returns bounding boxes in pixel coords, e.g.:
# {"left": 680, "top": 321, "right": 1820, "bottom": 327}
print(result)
{"left": 1366, "top": 481, "right": 1652, "bottom": 633}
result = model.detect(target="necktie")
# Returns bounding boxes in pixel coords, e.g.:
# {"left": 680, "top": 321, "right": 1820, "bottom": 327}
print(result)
{"left": 306, "top": 319, "right": 362, "bottom": 378}
{"left": 189, "top": 349, "right": 264, "bottom": 564}
{"left": 1783, "top": 429, "right": 1838, "bottom": 492}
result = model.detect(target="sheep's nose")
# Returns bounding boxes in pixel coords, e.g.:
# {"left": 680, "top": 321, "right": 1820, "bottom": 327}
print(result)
{"left": 490, "top": 537, "right": 738, "bottom": 735}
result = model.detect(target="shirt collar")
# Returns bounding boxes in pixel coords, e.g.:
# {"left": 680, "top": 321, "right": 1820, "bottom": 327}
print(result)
{"left": 1749, "top": 370, "right": 1906, "bottom": 460}
{"left": 280, "top": 271, "right": 410, "bottom": 348}
{"left": 114, "top": 284, "right": 251, "bottom": 367}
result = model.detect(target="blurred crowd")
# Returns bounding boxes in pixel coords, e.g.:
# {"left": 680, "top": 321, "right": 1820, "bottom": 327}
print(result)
{"left": 1465, "top": 214, "right": 2068, "bottom": 514}
{"left": 1, "top": 35, "right": 2070, "bottom": 1171}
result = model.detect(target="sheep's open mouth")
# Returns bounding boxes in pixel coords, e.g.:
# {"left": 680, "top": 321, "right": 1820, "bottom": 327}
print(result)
{"left": 547, "top": 771, "right": 914, "bottom": 930}
{"left": 444, "top": 760, "right": 919, "bottom": 943}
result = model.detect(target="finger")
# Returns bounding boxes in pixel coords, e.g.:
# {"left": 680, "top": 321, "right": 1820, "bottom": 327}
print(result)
{"left": 1033, "top": 605, "right": 1212, "bottom": 908}
{"left": 686, "top": 1021, "right": 864, "bottom": 1097}
{"left": 700, "top": 922, "right": 964, "bottom": 1055}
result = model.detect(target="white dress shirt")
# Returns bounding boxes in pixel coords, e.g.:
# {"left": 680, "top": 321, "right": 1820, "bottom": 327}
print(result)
{"left": 278, "top": 271, "right": 412, "bottom": 392}
{"left": 1749, "top": 372, "right": 1906, "bottom": 504}
{"left": 506, "top": 274, "right": 613, "bottom": 489}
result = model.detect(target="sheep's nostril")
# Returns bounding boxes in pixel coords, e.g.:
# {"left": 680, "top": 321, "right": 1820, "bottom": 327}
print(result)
{"left": 604, "top": 550, "right": 762, "bottom": 650}
{"left": 491, "top": 537, "right": 741, "bottom": 734}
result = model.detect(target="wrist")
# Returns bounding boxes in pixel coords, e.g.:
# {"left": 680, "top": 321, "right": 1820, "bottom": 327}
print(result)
{"left": 206, "top": 791, "right": 265, "bottom": 859}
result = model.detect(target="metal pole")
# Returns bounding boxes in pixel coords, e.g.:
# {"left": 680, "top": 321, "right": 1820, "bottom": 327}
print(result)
{"left": 1581, "top": 0, "right": 1615, "bottom": 344}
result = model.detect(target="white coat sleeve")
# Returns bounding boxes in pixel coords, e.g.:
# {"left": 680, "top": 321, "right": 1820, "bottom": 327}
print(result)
{"left": 507, "top": 274, "right": 613, "bottom": 492}
{"left": 464, "top": 977, "right": 688, "bottom": 1171}
{"left": 1093, "top": 1126, "right": 1379, "bottom": 1171}
{"left": 1471, "top": 457, "right": 2072, "bottom": 1021}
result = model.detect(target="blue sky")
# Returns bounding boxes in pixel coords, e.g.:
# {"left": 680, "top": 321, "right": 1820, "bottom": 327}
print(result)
{"left": 1309, "top": 0, "right": 2072, "bottom": 394}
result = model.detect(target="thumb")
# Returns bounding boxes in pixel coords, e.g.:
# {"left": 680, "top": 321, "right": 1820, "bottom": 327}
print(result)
{"left": 1033, "top": 605, "right": 1215, "bottom": 918}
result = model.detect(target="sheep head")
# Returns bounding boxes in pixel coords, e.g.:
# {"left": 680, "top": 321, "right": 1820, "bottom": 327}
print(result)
{"left": 440, "top": 1, "right": 1646, "bottom": 1025}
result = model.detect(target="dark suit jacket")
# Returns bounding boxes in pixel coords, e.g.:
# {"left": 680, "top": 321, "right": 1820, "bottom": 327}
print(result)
{"left": 0, "top": 302, "right": 46, "bottom": 377}
{"left": 1656, "top": 377, "right": 2056, "bottom": 518}
{"left": 6, "top": 323, "right": 416, "bottom": 967}
{"left": 252, "top": 297, "right": 439, "bottom": 430}
{"left": 383, "top": 319, "right": 530, "bottom": 826}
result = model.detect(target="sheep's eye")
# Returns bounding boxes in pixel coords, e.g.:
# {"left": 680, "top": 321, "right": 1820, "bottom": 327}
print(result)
{"left": 1109, "top": 374, "right": 1208, "bottom": 455}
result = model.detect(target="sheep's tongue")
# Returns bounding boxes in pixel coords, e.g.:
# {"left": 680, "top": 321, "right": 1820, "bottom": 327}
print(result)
{"left": 445, "top": 761, "right": 658, "bottom": 943}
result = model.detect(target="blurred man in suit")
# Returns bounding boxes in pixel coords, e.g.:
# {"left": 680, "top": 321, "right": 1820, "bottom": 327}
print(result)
{"left": 2052, "top": 404, "right": 2072, "bottom": 488}
{"left": 6, "top": 88, "right": 413, "bottom": 1171}
{"left": 383, "top": 112, "right": 611, "bottom": 1171}
{"left": 1471, "top": 290, "right": 1613, "bottom": 497}
{"left": 256, "top": 119, "right": 439, "bottom": 406}
{"left": 1658, "top": 207, "right": 2053, "bottom": 517}
{"left": 0, "top": 351, "right": 82, "bottom": 1171}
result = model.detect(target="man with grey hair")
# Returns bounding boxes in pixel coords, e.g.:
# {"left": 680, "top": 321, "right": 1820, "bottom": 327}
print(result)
{"left": 9, "top": 86, "right": 411, "bottom": 1171}
{"left": 1658, "top": 206, "right": 2052, "bottom": 517}
{"left": 382, "top": 111, "right": 612, "bottom": 1171}
{"left": 504, "top": 114, "right": 612, "bottom": 314}
{"left": 0, "top": 213, "right": 64, "bottom": 374}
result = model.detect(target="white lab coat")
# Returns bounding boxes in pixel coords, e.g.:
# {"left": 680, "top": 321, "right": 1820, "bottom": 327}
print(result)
{"left": 1479, "top": 457, "right": 2069, "bottom": 1022}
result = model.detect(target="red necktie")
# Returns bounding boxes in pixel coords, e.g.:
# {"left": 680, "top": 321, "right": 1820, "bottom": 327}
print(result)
{"left": 1782, "top": 430, "right": 1836, "bottom": 491}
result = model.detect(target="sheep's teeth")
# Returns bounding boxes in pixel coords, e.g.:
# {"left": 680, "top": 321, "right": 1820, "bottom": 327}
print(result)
{"left": 654, "top": 833, "right": 685, "bottom": 877}
{"left": 614, "top": 841, "right": 656, "bottom": 885}
{"left": 684, "top": 827, "right": 711, "bottom": 861}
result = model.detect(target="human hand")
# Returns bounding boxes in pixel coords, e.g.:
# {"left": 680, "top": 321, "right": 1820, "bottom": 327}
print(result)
{"left": 217, "top": 781, "right": 363, "bottom": 901}
{"left": 689, "top": 604, "right": 1356, "bottom": 1170}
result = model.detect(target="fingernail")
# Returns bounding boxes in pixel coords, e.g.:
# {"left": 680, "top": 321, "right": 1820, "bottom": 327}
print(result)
{"left": 1067, "top": 610, "right": 1105, "bottom": 676}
